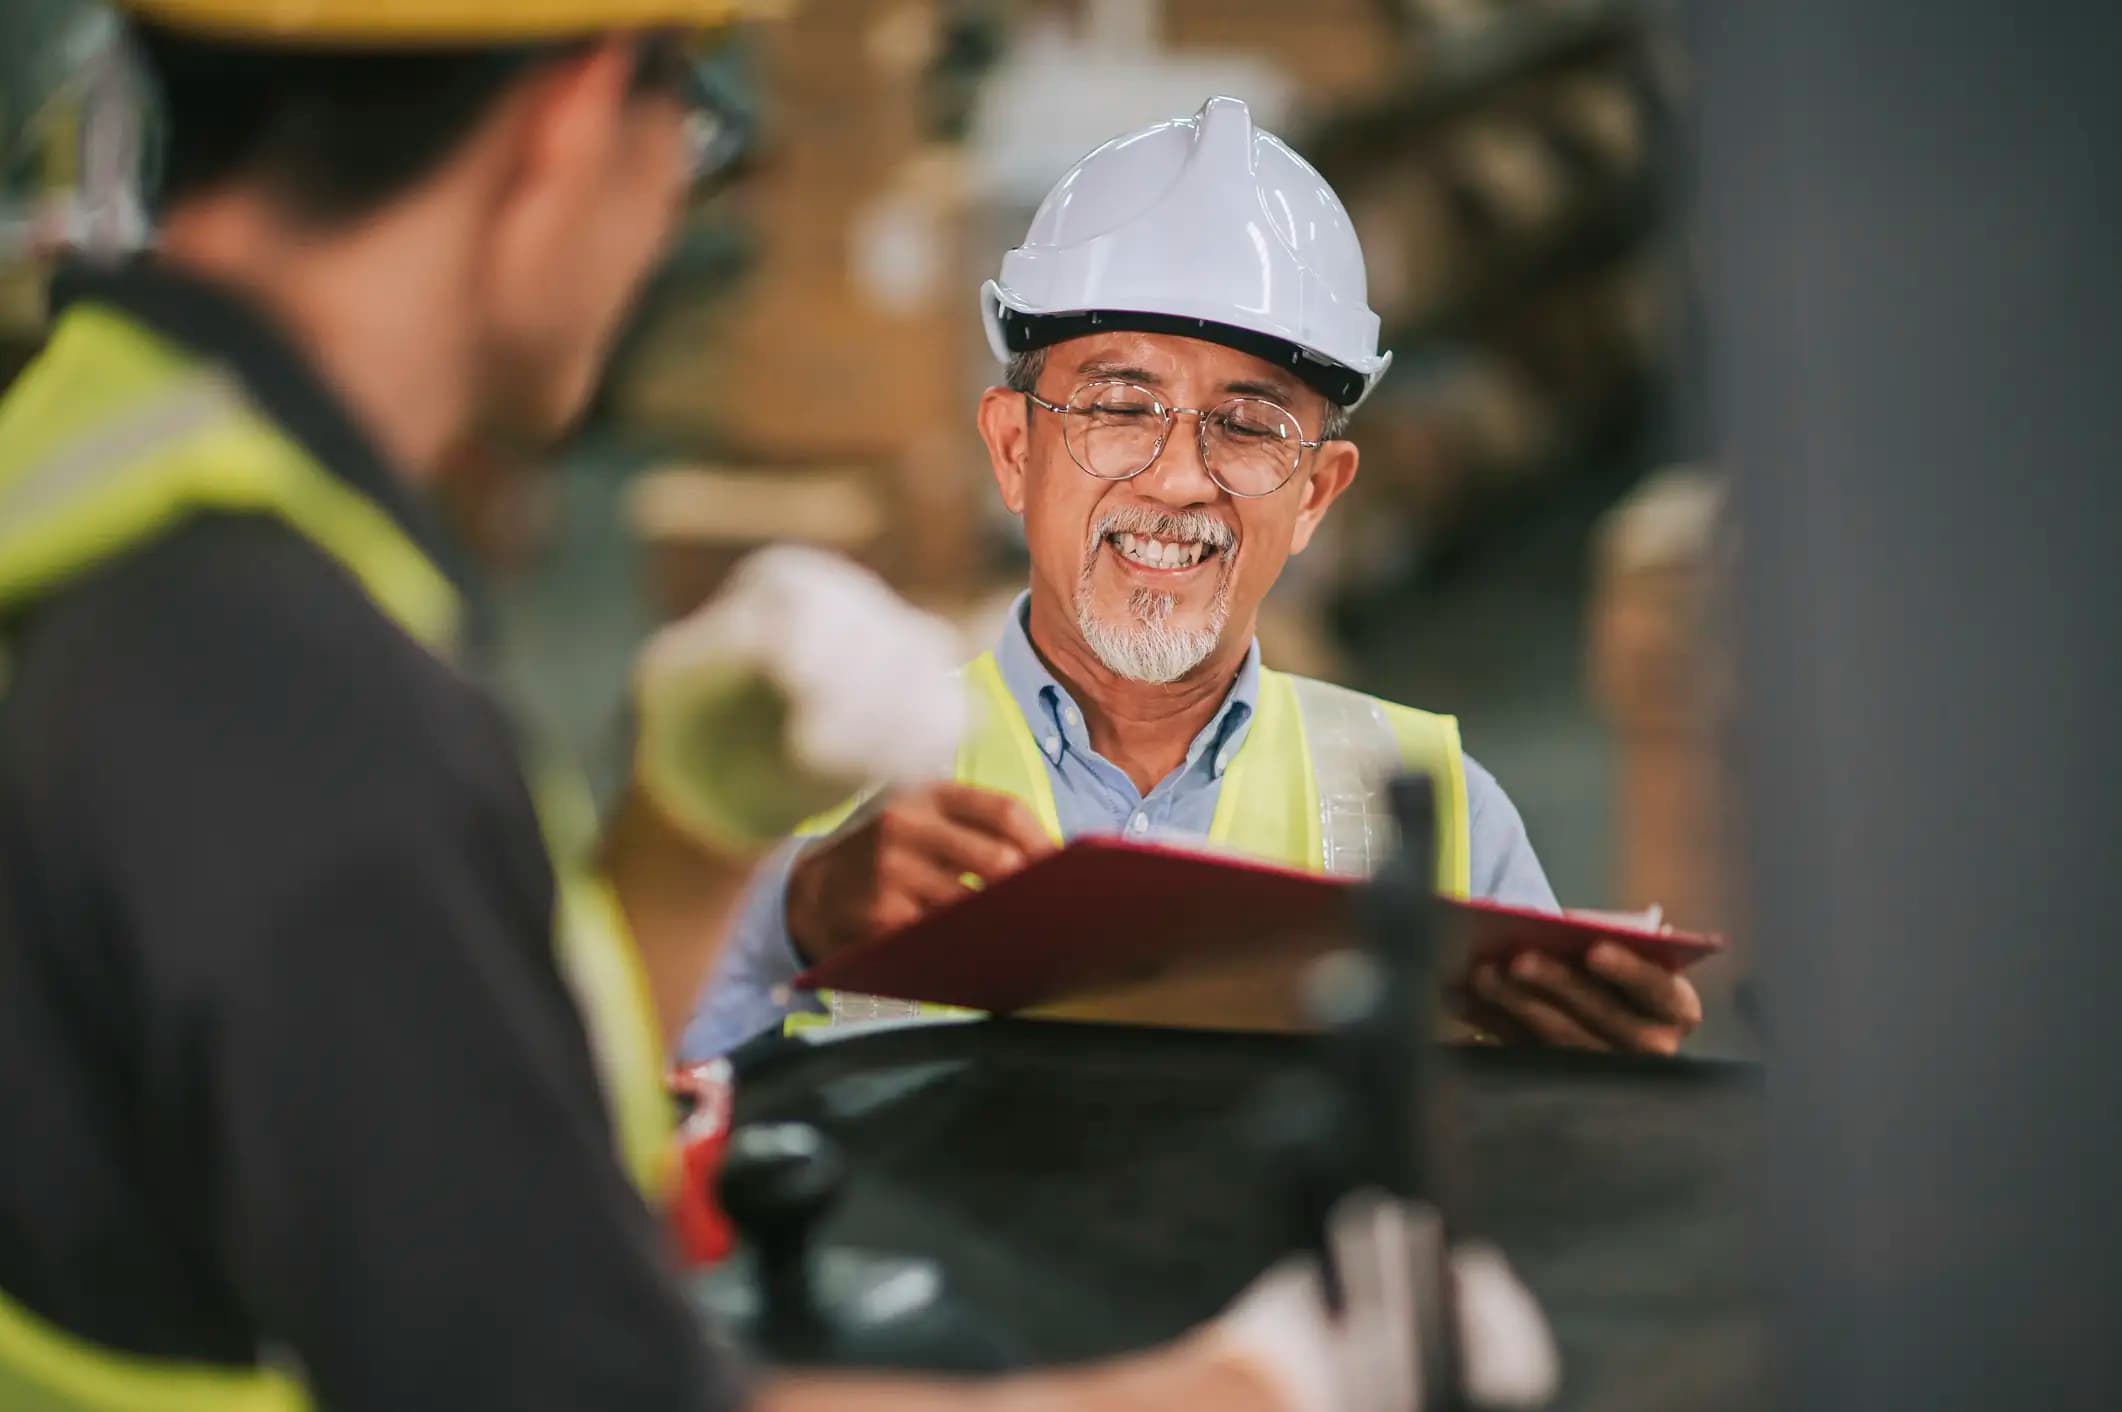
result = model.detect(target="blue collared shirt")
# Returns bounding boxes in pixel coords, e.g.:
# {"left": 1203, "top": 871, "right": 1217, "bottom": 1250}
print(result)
{"left": 679, "top": 594, "right": 1556, "bottom": 1060}
{"left": 993, "top": 592, "right": 1265, "bottom": 845}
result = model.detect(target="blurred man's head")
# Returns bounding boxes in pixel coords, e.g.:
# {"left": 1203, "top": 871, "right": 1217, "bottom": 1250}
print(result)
{"left": 133, "top": 22, "right": 717, "bottom": 446}
{"left": 978, "top": 332, "right": 1357, "bottom": 684}
{"left": 974, "top": 97, "right": 1384, "bottom": 687}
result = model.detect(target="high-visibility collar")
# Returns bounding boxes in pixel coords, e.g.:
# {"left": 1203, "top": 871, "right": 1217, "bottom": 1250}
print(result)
{"left": 0, "top": 303, "right": 463, "bottom": 653}
{"left": 953, "top": 651, "right": 1470, "bottom": 887}
{"left": 43, "top": 259, "right": 478, "bottom": 630}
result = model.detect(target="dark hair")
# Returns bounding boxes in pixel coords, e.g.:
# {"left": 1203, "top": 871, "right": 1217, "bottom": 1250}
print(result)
{"left": 130, "top": 23, "right": 560, "bottom": 225}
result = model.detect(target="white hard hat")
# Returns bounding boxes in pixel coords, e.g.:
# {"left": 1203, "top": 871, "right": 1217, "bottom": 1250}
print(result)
{"left": 982, "top": 95, "right": 1392, "bottom": 409}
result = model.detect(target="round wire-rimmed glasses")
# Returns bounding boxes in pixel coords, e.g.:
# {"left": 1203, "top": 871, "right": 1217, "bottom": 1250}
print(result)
{"left": 1025, "top": 379, "right": 1329, "bottom": 499}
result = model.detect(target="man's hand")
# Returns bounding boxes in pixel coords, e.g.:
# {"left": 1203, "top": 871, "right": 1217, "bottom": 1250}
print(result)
{"left": 786, "top": 783, "right": 1056, "bottom": 964}
{"left": 1466, "top": 943, "right": 1703, "bottom": 1055}
{"left": 758, "top": 1195, "right": 1558, "bottom": 1412}
{"left": 1204, "top": 1192, "right": 1558, "bottom": 1412}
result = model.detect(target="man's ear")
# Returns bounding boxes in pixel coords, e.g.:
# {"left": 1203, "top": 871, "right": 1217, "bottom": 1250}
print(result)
{"left": 976, "top": 386, "right": 1033, "bottom": 516}
{"left": 482, "top": 43, "right": 636, "bottom": 299}
{"left": 1288, "top": 437, "right": 1359, "bottom": 556}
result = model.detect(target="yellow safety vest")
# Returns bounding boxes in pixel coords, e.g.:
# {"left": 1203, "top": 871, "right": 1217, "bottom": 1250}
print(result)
{"left": 802, "top": 646, "right": 1473, "bottom": 1029}
{"left": 0, "top": 301, "right": 672, "bottom": 1412}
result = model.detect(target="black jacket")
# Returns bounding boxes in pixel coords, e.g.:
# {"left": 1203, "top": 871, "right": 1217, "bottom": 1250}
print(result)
{"left": 0, "top": 261, "right": 741, "bottom": 1412}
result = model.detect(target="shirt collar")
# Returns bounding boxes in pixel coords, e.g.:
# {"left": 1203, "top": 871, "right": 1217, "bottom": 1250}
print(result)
{"left": 990, "top": 592, "right": 1259, "bottom": 779}
{"left": 47, "top": 257, "right": 490, "bottom": 654}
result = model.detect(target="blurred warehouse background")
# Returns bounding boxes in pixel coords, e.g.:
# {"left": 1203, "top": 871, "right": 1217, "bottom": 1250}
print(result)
{"left": 2, "top": 0, "right": 1738, "bottom": 1032}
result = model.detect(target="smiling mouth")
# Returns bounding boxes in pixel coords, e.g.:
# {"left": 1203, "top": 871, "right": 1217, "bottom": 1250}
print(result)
{"left": 1104, "top": 529, "right": 1224, "bottom": 572}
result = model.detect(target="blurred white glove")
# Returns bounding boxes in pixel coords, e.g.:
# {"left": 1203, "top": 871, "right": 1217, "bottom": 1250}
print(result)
{"left": 633, "top": 546, "right": 967, "bottom": 853}
{"left": 1209, "top": 1192, "right": 1559, "bottom": 1412}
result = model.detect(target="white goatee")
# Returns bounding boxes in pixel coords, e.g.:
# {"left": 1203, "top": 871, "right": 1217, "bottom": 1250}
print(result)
{"left": 1074, "top": 509, "right": 1235, "bottom": 684}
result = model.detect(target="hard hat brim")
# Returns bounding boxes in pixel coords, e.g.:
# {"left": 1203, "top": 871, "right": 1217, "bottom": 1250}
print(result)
{"left": 117, "top": 0, "right": 783, "bottom": 46}
{"left": 987, "top": 299, "right": 1387, "bottom": 411}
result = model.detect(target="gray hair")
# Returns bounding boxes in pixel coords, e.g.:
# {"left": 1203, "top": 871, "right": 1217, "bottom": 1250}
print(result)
{"left": 1003, "top": 348, "right": 1048, "bottom": 396}
{"left": 1004, "top": 346, "right": 1353, "bottom": 441}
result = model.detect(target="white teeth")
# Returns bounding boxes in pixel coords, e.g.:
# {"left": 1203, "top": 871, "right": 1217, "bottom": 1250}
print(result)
{"left": 1108, "top": 530, "right": 1215, "bottom": 569}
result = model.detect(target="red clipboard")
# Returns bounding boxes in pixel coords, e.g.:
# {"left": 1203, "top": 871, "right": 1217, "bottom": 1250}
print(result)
{"left": 795, "top": 837, "right": 1724, "bottom": 1023}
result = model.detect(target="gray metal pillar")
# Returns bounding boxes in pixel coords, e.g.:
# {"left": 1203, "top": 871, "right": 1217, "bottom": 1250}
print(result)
{"left": 1696, "top": 4, "right": 2122, "bottom": 1409}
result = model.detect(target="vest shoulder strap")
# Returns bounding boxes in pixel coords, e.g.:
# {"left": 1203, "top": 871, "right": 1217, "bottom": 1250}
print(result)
{"left": 953, "top": 652, "right": 1065, "bottom": 842}
{"left": 1206, "top": 665, "right": 1320, "bottom": 865}
{"left": 0, "top": 306, "right": 458, "bottom": 652}
{"left": 1276, "top": 671, "right": 1472, "bottom": 895}
{"left": 528, "top": 762, "right": 679, "bottom": 1200}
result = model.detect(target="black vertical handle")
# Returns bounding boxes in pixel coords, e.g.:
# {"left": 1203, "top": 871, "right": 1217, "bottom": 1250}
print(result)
{"left": 1343, "top": 773, "right": 1461, "bottom": 1408}
{"left": 718, "top": 1123, "right": 844, "bottom": 1349}
{"left": 1333, "top": 772, "right": 1444, "bottom": 1202}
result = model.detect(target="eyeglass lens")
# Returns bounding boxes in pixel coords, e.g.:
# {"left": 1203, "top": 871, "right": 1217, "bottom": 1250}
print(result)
{"left": 1062, "top": 382, "right": 1302, "bottom": 497}
{"left": 634, "top": 40, "right": 744, "bottom": 189}
{"left": 683, "top": 108, "right": 734, "bottom": 183}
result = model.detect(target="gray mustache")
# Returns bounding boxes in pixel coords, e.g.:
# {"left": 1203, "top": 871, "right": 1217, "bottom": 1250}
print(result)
{"left": 1089, "top": 508, "right": 1236, "bottom": 551}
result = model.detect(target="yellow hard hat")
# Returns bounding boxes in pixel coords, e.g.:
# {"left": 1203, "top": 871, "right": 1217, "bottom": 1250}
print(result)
{"left": 114, "top": 0, "right": 779, "bottom": 46}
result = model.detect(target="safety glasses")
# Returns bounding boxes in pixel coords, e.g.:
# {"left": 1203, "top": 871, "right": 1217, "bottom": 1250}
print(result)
{"left": 631, "top": 36, "right": 751, "bottom": 191}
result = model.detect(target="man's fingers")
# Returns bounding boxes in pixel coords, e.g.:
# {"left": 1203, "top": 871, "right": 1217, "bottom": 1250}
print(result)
{"left": 921, "top": 821, "right": 1026, "bottom": 885}
{"left": 1472, "top": 964, "right": 1611, "bottom": 1050}
{"left": 1447, "top": 981, "right": 1531, "bottom": 1046}
{"left": 882, "top": 802, "right": 1031, "bottom": 883}
{"left": 863, "top": 891, "right": 925, "bottom": 939}
{"left": 931, "top": 783, "right": 1058, "bottom": 860}
{"left": 1326, "top": 1194, "right": 1423, "bottom": 1412}
{"left": 1505, "top": 952, "right": 1683, "bottom": 1054}
{"left": 878, "top": 853, "right": 979, "bottom": 913}
{"left": 1586, "top": 942, "right": 1705, "bottom": 1029}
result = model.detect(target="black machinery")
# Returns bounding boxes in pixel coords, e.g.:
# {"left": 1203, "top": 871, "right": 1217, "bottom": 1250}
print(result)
{"left": 694, "top": 780, "right": 1765, "bottom": 1409}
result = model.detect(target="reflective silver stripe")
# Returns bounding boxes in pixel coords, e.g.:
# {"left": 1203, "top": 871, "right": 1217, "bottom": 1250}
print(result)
{"left": 824, "top": 992, "right": 927, "bottom": 1026}
{"left": 0, "top": 373, "right": 242, "bottom": 532}
{"left": 1288, "top": 675, "right": 1406, "bottom": 878}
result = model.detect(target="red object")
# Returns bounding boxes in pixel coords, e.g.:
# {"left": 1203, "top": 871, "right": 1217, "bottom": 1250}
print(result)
{"left": 796, "top": 837, "right": 1724, "bottom": 1014}
{"left": 1448, "top": 895, "right": 1725, "bottom": 974}
{"left": 668, "top": 1060, "right": 737, "bottom": 1266}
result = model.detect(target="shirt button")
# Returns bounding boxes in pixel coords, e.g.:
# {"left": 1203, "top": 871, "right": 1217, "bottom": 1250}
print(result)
{"left": 1215, "top": 749, "right": 1232, "bottom": 773}
{"left": 1043, "top": 735, "right": 1061, "bottom": 758}
{"left": 1064, "top": 707, "right": 1080, "bottom": 727}
{"left": 1128, "top": 813, "right": 1149, "bottom": 834}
